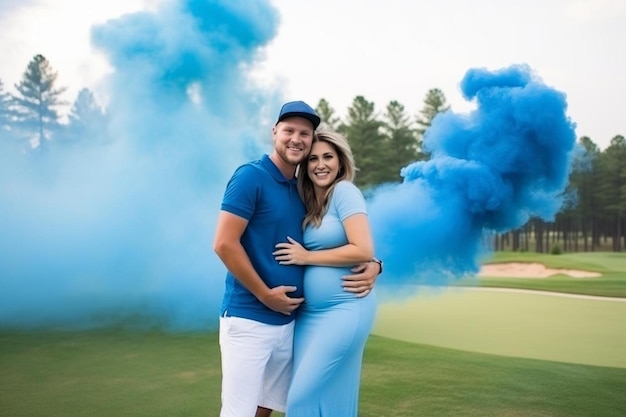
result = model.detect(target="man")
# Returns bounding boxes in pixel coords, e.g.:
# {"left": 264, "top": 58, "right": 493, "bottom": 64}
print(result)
{"left": 213, "top": 100, "right": 381, "bottom": 417}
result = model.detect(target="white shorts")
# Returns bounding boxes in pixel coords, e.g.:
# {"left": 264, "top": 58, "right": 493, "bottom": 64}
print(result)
{"left": 219, "top": 316, "right": 294, "bottom": 416}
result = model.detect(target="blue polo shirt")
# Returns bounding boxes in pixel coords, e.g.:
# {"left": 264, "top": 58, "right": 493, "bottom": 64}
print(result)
{"left": 219, "top": 154, "right": 306, "bottom": 325}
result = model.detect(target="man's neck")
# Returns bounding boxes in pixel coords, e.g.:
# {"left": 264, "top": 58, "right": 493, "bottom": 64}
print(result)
{"left": 269, "top": 153, "right": 297, "bottom": 179}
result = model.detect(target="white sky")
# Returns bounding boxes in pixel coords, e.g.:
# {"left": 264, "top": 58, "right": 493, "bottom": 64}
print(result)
{"left": 1, "top": 0, "right": 625, "bottom": 150}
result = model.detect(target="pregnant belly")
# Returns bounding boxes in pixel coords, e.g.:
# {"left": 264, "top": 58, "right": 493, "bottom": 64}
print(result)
{"left": 302, "top": 265, "right": 356, "bottom": 308}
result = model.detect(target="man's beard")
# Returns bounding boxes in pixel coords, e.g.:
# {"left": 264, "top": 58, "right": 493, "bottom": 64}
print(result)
{"left": 277, "top": 144, "right": 305, "bottom": 166}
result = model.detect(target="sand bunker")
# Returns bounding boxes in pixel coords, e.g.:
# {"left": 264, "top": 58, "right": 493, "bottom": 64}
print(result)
{"left": 478, "top": 262, "right": 601, "bottom": 278}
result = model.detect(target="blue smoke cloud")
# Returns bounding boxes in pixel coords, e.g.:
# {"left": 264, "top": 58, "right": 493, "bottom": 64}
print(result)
{"left": 0, "top": 0, "right": 281, "bottom": 331}
{"left": 368, "top": 64, "right": 576, "bottom": 288}
{"left": 0, "top": 2, "right": 576, "bottom": 331}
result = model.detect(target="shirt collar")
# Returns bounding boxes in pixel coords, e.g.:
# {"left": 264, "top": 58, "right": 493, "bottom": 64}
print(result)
{"left": 261, "top": 154, "right": 297, "bottom": 184}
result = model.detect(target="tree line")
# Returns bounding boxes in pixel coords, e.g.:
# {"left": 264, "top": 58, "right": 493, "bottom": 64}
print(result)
{"left": 0, "top": 54, "right": 447, "bottom": 177}
{"left": 2, "top": 55, "right": 624, "bottom": 252}
{"left": 492, "top": 135, "right": 626, "bottom": 253}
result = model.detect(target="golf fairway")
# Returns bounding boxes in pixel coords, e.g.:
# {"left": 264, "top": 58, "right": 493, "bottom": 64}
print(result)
{"left": 373, "top": 287, "right": 626, "bottom": 368}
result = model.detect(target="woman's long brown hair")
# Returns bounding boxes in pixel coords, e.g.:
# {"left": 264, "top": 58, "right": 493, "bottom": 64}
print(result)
{"left": 297, "top": 125, "right": 357, "bottom": 229}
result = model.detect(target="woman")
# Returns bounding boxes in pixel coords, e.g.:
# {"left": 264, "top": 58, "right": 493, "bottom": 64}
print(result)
{"left": 273, "top": 126, "right": 377, "bottom": 416}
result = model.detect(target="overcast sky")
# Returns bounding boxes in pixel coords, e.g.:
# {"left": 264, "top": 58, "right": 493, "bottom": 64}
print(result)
{"left": 1, "top": 0, "right": 624, "bottom": 150}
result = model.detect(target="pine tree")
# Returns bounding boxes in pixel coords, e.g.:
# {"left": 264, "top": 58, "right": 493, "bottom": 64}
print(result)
{"left": 574, "top": 136, "right": 602, "bottom": 251}
{"left": 0, "top": 79, "right": 12, "bottom": 131}
{"left": 12, "top": 54, "right": 68, "bottom": 149}
{"left": 381, "top": 100, "right": 421, "bottom": 182}
{"left": 315, "top": 98, "right": 341, "bottom": 131}
{"left": 341, "top": 96, "right": 386, "bottom": 188}
{"left": 416, "top": 88, "right": 450, "bottom": 140}
{"left": 597, "top": 135, "right": 626, "bottom": 251}
{"left": 65, "top": 88, "right": 107, "bottom": 145}
{"left": 0, "top": 78, "right": 20, "bottom": 148}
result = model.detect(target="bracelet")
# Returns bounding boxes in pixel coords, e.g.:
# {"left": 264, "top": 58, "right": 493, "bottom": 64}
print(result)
{"left": 371, "top": 258, "right": 383, "bottom": 274}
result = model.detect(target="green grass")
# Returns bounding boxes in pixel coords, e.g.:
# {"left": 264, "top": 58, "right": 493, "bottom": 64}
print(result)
{"left": 457, "top": 251, "right": 626, "bottom": 297}
{"left": 2, "top": 251, "right": 625, "bottom": 416}
{"left": 373, "top": 287, "right": 626, "bottom": 368}
{"left": 361, "top": 336, "right": 626, "bottom": 417}
{"left": 1, "top": 330, "right": 625, "bottom": 417}
{"left": 0, "top": 330, "right": 220, "bottom": 417}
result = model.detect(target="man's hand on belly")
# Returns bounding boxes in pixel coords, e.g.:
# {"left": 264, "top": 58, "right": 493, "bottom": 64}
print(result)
{"left": 259, "top": 285, "right": 304, "bottom": 315}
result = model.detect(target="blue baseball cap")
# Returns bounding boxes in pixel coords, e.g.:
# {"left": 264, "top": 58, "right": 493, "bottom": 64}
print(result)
{"left": 276, "top": 100, "right": 321, "bottom": 129}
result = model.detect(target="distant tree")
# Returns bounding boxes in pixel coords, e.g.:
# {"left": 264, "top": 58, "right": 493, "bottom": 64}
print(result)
{"left": 315, "top": 98, "right": 341, "bottom": 131}
{"left": 552, "top": 136, "right": 601, "bottom": 253}
{"left": 570, "top": 136, "right": 601, "bottom": 251}
{"left": 597, "top": 135, "right": 626, "bottom": 251}
{"left": 12, "top": 54, "right": 68, "bottom": 149}
{"left": 65, "top": 88, "right": 107, "bottom": 145}
{"left": 0, "top": 78, "right": 19, "bottom": 147}
{"left": 0, "top": 79, "right": 13, "bottom": 130}
{"left": 574, "top": 136, "right": 602, "bottom": 251}
{"left": 416, "top": 88, "right": 450, "bottom": 141}
{"left": 381, "top": 100, "right": 421, "bottom": 182}
{"left": 341, "top": 96, "right": 386, "bottom": 188}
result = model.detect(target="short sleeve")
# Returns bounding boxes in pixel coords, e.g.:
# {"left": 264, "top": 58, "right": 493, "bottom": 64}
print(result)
{"left": 221, "top": 164, "right": 258, "bottom": 220}
{"left": 332, "top": 181, "right": 367, "bottom": 222}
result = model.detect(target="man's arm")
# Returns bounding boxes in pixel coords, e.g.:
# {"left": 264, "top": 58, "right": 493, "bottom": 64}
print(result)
{"left": 341, "top": 259, "right": 382, "bottom": 298}
{"left": 213, "top": 210, "right": 303, "bottom": 315}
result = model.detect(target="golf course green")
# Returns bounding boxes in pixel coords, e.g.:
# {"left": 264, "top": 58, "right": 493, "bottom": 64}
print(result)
{"left": 374, "top": 286, "right": 626, "bottom": 368}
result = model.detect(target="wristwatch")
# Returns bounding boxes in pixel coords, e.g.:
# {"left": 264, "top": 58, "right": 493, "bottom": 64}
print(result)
{"left": 371, "top": 258, "right": 383, "bottom": 274}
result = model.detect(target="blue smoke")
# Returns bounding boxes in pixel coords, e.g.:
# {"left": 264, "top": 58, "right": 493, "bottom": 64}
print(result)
{"left": 368, "top": 64, "right": 576, "bottom": 288}
{"left": 0, "top": 0, "right": 281, "bottom": 331}
{"left": 0, "top": 2, "right": 577, "bottom": 330}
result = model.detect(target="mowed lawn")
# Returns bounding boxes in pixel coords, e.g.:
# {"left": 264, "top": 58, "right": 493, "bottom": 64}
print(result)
{"left": 2, "top": 330, "right": 626, "bottom": 417}
{"left": 1, "top": 252, "right": 625, "bottom": 416}
{"left": 373, "top": 287, "right": 626, "bottom": 368}
{"left": 373, "top": 251, "right": 626, "bottom": 368}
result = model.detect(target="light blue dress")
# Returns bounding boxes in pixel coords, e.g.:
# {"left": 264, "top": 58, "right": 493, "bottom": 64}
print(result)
{"left": 286, "top": 181, "right": 377, "bottom": 417}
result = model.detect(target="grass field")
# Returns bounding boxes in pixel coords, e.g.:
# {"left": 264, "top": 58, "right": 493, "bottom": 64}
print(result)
{"left": 2, "top": 330, "right": 626, "bottom": 417}
{"left": 373, "top": 287, "right": 626, "bottom": 368}
{"left": 1, "top": 251, "right": 625, "bottom": 416}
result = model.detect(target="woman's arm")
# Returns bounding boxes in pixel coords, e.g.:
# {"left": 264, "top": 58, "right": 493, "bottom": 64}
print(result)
{"left": 273, "top": 213, "right": 374, "bottom": 267}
